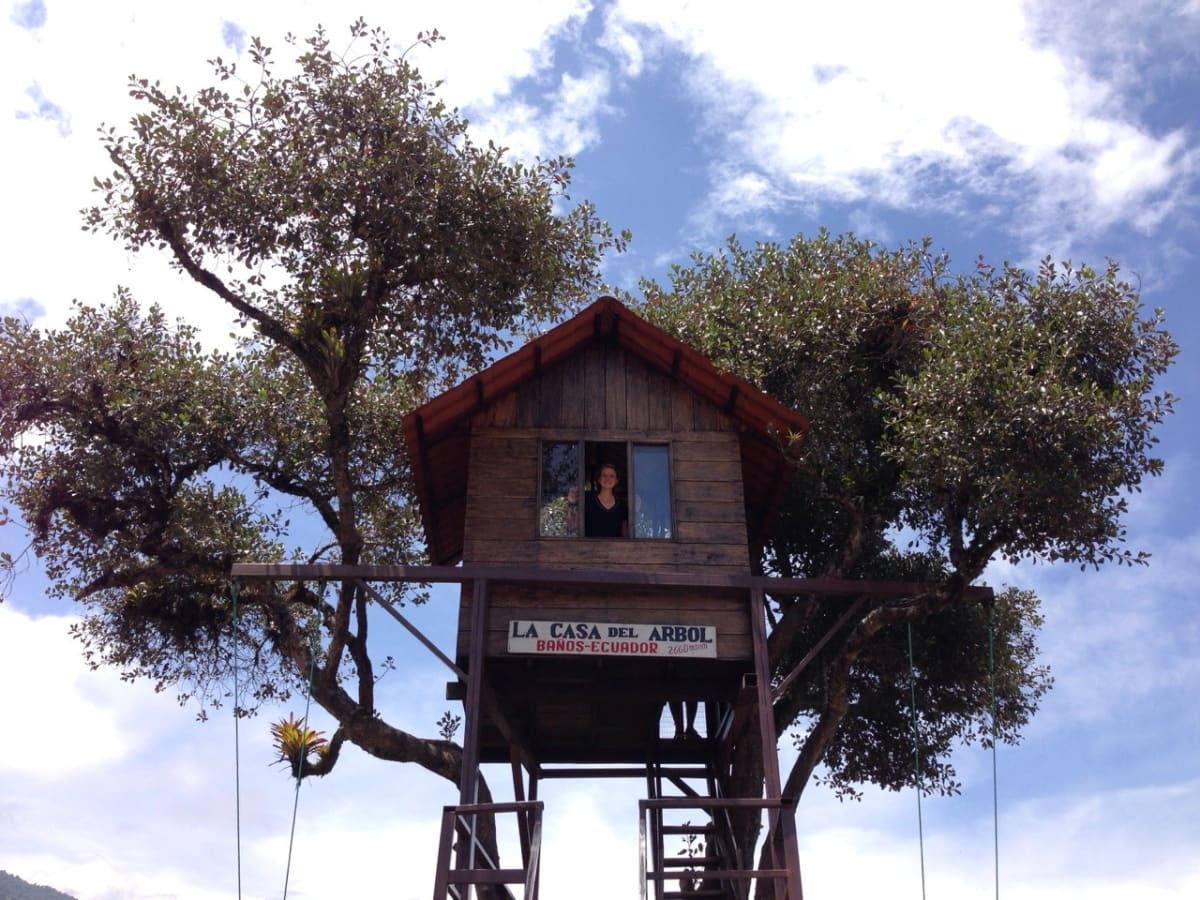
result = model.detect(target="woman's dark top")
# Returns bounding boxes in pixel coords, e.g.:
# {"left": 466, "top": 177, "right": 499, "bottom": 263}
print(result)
{"left": 585, "top": 491, "right": 627, "bottom": 537}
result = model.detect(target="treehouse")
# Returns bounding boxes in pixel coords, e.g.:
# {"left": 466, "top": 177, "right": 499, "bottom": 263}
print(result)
{"left": 401, "top": 296, "right": 809, "bottom": 898}
{"left": 231, "top": 296, "right": 994, "bottom": 897}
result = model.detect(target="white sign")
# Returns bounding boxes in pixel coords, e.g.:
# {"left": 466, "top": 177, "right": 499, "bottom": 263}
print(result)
{"left": 507, "top": 620, "right": 717, "bottom": 658}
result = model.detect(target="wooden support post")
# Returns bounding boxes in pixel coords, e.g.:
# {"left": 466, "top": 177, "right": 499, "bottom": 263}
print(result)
{"left": 458, "top": 578, "right": 488, "bottom": 889}
{"left": 510, "top": 742, "right": 530, "bottom": 867}
{"left": 748, "top": 587, "right": 782, "bottom": 800}
{"left": 778, "top": 797, "right": 804, "bottom": 900}
{"left": 460, "top": 578, "right": 488, "bottom": 806}
{"left": 432, "top": 805, "right": 457, "bottom": 900}
{"left": 751, "top": 585, "right": 806, "bottom": 898}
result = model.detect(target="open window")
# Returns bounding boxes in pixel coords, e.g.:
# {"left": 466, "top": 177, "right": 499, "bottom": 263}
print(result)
{"left": 538, "top": 440, "right": 672, "bottom": 539}
{"left": 539, "top": 441, "right": 580, "bottom": 537}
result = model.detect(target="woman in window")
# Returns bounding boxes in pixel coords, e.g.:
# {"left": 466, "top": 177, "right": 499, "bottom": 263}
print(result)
{"left": 584, "top": 462, "right": 628, "bottom": 537}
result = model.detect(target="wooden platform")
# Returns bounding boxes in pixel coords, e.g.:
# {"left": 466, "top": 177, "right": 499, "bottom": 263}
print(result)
{"left": 475, "top": 654, "right": 746, "bottom": 764}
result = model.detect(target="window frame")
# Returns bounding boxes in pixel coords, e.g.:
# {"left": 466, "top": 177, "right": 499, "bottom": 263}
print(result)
{"left": 629, "top": 442, "right": 674, "bottom": 540}
{"left": 537, "top": 438, "right": 674, "bottom": 541}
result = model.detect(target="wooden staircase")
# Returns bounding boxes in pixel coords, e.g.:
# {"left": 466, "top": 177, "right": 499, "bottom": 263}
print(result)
{"left": 638, "top": 726, "right": 799, "bottom": 900}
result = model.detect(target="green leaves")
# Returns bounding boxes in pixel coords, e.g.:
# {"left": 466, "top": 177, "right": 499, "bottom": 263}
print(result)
{"left": 642, "top": 230, "right": 945, "bottom": 578}
{"left": 6, "top": 22, "right": 625, "bottom": 790}
{"left": 889, "top": 257, "right": 1177, "bottom": 572}
{"left": 809, "top": 588, "right": 1051, "bottom": 800}
{"left": 641, "top": 233, "right": 1177, "bottom": 579}
{"left": 639, "top": 231, "right": 1174, "bottom": 799}
{"left": 84, "top": 21, "right": 623, "bottom": 390}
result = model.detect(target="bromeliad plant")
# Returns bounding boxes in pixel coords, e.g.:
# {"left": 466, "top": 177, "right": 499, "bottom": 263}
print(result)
{"left": 271, "top": 713, "right": 329, "bottom": 779}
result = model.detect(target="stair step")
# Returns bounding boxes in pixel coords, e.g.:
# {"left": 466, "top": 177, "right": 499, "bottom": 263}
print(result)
{"left": 661, "top": 824, "right": 716, "bottom": 835}
{"left": 663, "top": 890, "right": 727, "bottom": 899}
{"left": 663, "top": 856, "right": 722, "bottom": 867}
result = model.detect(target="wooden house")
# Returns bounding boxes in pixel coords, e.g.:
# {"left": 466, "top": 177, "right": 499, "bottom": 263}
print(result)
{"left": 403, "top": 296, "right": 807, "bottom": 776}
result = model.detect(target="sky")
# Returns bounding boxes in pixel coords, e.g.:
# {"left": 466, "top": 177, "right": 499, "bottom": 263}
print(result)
{"left": 1, "top": 0, "right": 1199, "bottom": 898}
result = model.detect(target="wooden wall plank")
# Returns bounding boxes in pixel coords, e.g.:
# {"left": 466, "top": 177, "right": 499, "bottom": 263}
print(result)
{"left": 674, "top": 456, "right": 743, "bottom": 483}
{"left": 466, "top": 515, "right": 540, "bottom": 542}
{"left": 604, "top": 345, "right": 628, "bottom": 429}
{"left": 474, "top": 426, "right": 678, "bottom": 442}
{"left": 675, "top": 499, "right": 746, "bottom": 523}
{"left": 482, "top": 588, "right": 748, "bottom": 612}
{"left": 463, "top": 537, "right": 749, "bottom": 569}
{"left": 625, "top": 355, "right": 649, "bottom": 431}
{"left": 584, "top": 344, "right": 607, "bottom": 430}
{"left": 675, "top": 521, "right": 749, "bottom": 545}
{"left": 470, "top": 454, "right": 538, "bottom": 482}
{"left": 487, "top": 390, "right": 518, "bottom": 427}
{"left": 464, "top": 476, "right": 532, "bottom": 507}
{"left": 514, "top": 372, "right": 538, "bottom": 427}
{"left": 558, "top": 350, "right": 587, "bottom": 429}
{"left": 673, "top": 435, "right": 741, "bottom": 462}
{"left": 537, "top": 361, "right": 563, "bottom": 427}
{"left": 674, "top": 479, "right": 745, "bottom": 503}
{"left": 671, "top": 381, "right": 694, "bottom": 433}
{"left": 647, "top": 368, "right": 673, "bottom": 431}
{"left": 470, "top": 435, "right": 538, "bottom": 460}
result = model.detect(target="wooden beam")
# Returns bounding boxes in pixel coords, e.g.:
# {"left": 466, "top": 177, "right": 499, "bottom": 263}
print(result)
{"left": 231, "top": 562, "right": 995, "bottom": 603}
{"left": 772, "top": 596, "right": 867, "bottom": 703}
{"left": 355, "top": 579, "right": 465, "bottom": 680}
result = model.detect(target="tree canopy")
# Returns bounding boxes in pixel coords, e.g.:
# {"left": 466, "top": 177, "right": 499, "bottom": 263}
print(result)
{"left": 1, "top": 21, "right": 624, "bottom": 792}
{"left": 637, "top": 230, "right": 1176, "bottom": 802}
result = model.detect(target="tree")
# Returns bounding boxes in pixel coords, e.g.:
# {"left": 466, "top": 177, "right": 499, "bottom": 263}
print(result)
{"left": 0, "top": 18, "right": 1178, "bottom": 889}
{"left": 0, "top": 20, "right": 624, "bottom": 869}
{"left": 637, "top": 230, "right": 1177, "bottom": 875}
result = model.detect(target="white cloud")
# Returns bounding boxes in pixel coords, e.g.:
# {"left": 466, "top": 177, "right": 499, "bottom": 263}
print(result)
{"left": 796, "top": 777, "right": 1200, "bottom": 899}
{"left": 397, "top": 0, "right": 592, "bottom": 111}
{"left": 999, "top": 779, "right": 1200, "bottom": 899}
{"left": 603, "top": 0, "right": 1197, "bottom": 250}
{"left": 470, "top": 66, "right": 615, "bottom": 162}
{"left": 0, "top": 608, "right": 134, "bottom": 775}
{"left": 0, "top": 1, "right": 597, "bottom": 340}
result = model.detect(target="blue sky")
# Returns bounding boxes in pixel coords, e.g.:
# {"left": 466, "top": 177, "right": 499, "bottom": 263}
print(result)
{"left": 1, "top": 1, "right": 1198, "bottom": 898}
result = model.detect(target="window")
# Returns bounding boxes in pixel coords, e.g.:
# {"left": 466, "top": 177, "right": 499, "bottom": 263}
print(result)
{"left": 631, "top": 444, "right": 672, "bottom": 538}
{"left": 538, "top": 440, "right": 672, "bottom": 540}
{"left": 539, "top": 441, "right": 580, "bottom": 537}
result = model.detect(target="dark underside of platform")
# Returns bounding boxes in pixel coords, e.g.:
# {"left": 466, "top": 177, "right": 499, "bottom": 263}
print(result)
{"left": 474, "top": 655, "right": 749, "bottom": 765}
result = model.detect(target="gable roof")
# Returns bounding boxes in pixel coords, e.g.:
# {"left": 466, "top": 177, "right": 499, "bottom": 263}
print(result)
{"left": 402, "top": 295, "right": 808, "bottom": 565}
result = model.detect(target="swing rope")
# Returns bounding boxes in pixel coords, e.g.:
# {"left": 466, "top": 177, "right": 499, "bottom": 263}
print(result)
{"left": 282, "top": 592, "right": 323, "bottom": 900}
{"left": 908, "top": 607, "right": 1003, "bottom": 900}
{"left": 988, "top": 603, "right": 1000, "bottom": 900}
{"left": 230, "top": 579, "right": 323, "bottom": 900}
{"left": 907, "top": 621, "right": 928, "bottom": 900}
{"left": 230, "top": 579, "right": 243, "bottom": 900}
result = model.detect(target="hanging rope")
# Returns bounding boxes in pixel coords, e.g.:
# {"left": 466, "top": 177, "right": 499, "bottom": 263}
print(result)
{"left": 988, "top": 603, "right": 1000, "bottom": 900}
{"left": 282, "top": 590, "right": 324, "bottom": 900}
{"left": 230, "top": 579, "right": 243, "bottom": 900}
{"left": 907, "top": 622, "right": 928, "bottom": 900}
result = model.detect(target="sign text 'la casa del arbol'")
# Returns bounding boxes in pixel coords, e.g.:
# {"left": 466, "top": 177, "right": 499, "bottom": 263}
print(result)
{"left": 507, "top": 620, "right": 717, "bottom": 658}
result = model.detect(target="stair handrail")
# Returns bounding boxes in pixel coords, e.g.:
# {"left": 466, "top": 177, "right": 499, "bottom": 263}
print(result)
{"left": 639, "top": 796, "right": 799, "bottom": 900}
{"left": 433, "top": 800, "right": 544, "bottom": 900}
